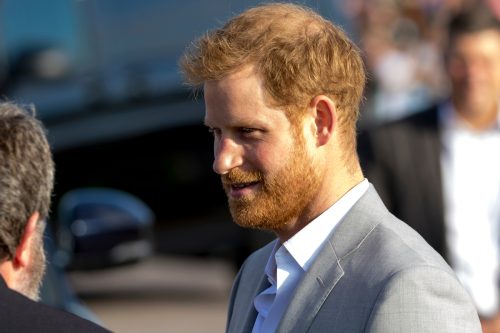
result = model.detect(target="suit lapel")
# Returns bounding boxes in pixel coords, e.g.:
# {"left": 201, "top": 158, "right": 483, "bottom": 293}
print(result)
{"left": 240, "top": 276, "right": 269, "bottom": 333}
{"left": 276, "top": 186, "right": 383, "bottom": 333}
{"left": 228, "top": 242, "right": 275, "bottom": 333}
{"left": 276, "top": 240, "right": 343, "bottom": 333}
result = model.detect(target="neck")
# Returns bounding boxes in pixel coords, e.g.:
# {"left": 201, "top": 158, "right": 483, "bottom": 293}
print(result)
{"left": 276, "top": 165, "right": 364, "bottom": 242}
{"left": 453, "top": 98, "right": 499, "bottom": 130}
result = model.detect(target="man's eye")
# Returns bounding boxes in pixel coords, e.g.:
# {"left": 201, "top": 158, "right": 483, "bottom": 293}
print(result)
{"left": 240, "top": 127, "right": 257, "bottom": 134}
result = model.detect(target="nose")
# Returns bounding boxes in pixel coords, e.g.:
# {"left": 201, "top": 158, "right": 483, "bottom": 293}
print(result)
{"left": 213, "top": 136, "right": 243, "bottom": 175}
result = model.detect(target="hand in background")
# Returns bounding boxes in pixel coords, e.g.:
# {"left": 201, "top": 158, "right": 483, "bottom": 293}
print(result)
{"left": 482, "top": 313, "right": 500, "bottom": 333}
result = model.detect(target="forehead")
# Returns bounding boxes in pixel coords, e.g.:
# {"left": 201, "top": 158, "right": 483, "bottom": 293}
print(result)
{"left": 203, "top": 66, "right": 290, "bottom": 127}
{"left": 451, "top": 30, "right": 500, "bottom": 55}
{"left": 204, "top": 66, "right": 262, "bottom": 108}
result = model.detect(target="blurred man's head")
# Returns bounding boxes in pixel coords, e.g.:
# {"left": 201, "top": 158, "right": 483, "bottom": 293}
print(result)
{"left": 446, "top": 5, "right": 500, "bottom": 129}
{"left": 0, "top": 102, "right": 54, "bottom": 300}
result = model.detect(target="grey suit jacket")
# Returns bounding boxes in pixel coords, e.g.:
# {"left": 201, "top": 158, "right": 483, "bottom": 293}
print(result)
{"left": 226, "top": 186, "right": 481, "bottom": 332}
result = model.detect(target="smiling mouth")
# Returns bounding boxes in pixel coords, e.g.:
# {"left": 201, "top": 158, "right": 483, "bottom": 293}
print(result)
{"left": 222, "top": 169, "right": 263, "bottom": 197}
{"left": 224, "top": 181, "right": 260, "bottom": 197}
{"left": 231, "top": 181, "right": 259, "bottom": 190}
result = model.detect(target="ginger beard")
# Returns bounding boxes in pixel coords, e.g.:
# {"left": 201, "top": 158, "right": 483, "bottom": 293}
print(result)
{"left": 221, "top": 130, "right": 322, "bottom": 232}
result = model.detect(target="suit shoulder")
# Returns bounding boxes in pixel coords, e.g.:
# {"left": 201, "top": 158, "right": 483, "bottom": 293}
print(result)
{"left": 364, "top": 213, "right": 450, "bottom": 273}
{"left": 337, "top": 187, "right": 452, "bottom": 282}
{"left": 348, "top": 214, "right": 481, "bottom": 331}
{"left": 366, "top": 265, "right": 481, "bottom": 332}
{"left": 32, "top": 302, "right": 111, "bottom": 333}
{"left": 240, "top": 240, "right": 276, "bottom": 272}
{"left": 0, "top": 286, "right": 110, "bottom": 333}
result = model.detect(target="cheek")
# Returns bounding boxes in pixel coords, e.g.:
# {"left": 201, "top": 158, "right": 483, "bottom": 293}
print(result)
{"left": 249, "top": 148, "right": 278, "bottom": 173}
{"left": 247, "top": 143, "right": 293, "bottom": 173}
{"left": 448, "top": 66, "right": 465, "bottom": 84}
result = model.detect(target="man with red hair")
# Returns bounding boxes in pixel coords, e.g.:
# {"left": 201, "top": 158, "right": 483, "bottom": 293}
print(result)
{"left": 182, "top": 3, "right": 481, "bottom": 332}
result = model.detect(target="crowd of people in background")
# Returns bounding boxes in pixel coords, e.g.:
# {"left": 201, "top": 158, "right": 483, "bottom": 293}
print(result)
{"left": 344, "top": 0, "right": 499, "bottom": 124}
{"left": 358, "top": 0, "right": 500, "bottom": 331}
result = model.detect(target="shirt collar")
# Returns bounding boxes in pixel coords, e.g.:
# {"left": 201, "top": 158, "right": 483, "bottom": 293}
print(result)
{"left": 263, "top": 179, "right": 369, "bottom": 283}
{"left": 283, "top": 179, "right": 369, "bottom": 271}
{"left": 264, "top": 241, "right": 280, "bottom": 285}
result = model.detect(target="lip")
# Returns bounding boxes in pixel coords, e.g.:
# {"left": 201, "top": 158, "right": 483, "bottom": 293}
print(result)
{"left": 227, "top": 182, "right": 259, "bottom": 198}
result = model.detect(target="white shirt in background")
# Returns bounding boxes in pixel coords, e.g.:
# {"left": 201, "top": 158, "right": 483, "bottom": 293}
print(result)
{"left": 440, "top": 102, "right": 500, "bottom": 317}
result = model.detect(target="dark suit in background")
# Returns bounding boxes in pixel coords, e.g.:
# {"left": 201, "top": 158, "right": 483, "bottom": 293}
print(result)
{"left": 359, "top": 106, "right": 447, "bottom": 258}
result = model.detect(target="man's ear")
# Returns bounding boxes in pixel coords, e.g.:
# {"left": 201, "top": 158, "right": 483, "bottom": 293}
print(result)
{"left": 13, "top": 212, "right": 40, "bottom": 269}
{"left": 309, "top": 95, "right": 336, "bottom": 146}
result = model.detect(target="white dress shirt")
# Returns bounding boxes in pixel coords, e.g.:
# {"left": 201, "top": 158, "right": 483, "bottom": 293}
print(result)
{"left": 440, "top": 102, "right": 500, "bottom": 317}
{"left": 252, "top": 179, "right": 369, "bottom": 332}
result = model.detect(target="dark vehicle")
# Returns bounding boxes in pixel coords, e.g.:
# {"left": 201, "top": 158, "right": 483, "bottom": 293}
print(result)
{"left": 0, "top": 0, "right": 353, "bottom": 263}
{"left": 56, "top": 187, "right": 155, "bottom": 270}
{"left": 41, "top": 225, "right": 103, "bottom": 324}
{"left": 42, "top": 187, "right": 154, "bottom": 321}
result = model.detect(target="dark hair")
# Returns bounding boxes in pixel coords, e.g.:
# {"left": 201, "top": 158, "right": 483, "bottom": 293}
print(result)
{"left": 0, "top": 102, "right": 54, "bottom": 260}
{"left": 448, "top": 4, "right": 500, "bottom": 42}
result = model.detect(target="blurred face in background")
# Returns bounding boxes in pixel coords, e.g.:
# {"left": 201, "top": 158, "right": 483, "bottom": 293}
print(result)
{"left": 447, "top": 29, "right": 500, "bottom": 126}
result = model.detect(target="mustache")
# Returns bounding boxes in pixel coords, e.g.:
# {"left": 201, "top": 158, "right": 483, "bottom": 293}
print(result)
{"left": 221, "top": 169, "right": 263, "bottom": 185}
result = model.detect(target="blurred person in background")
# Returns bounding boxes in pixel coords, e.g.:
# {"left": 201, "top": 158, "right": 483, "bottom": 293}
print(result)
{"left": 182, "top": 3, "right": 481, "bottom": 332}
{"left": 345, "top": 0, "right": 488, "bottom": 125}
{"left": 0, "top": 102, "right": 110, "bottom": 332}
{"left": 360, "top": 3, "right": 500, "bottom": 332}
{"left": 346, "top": 0, "right": 449, "bottom": 123}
